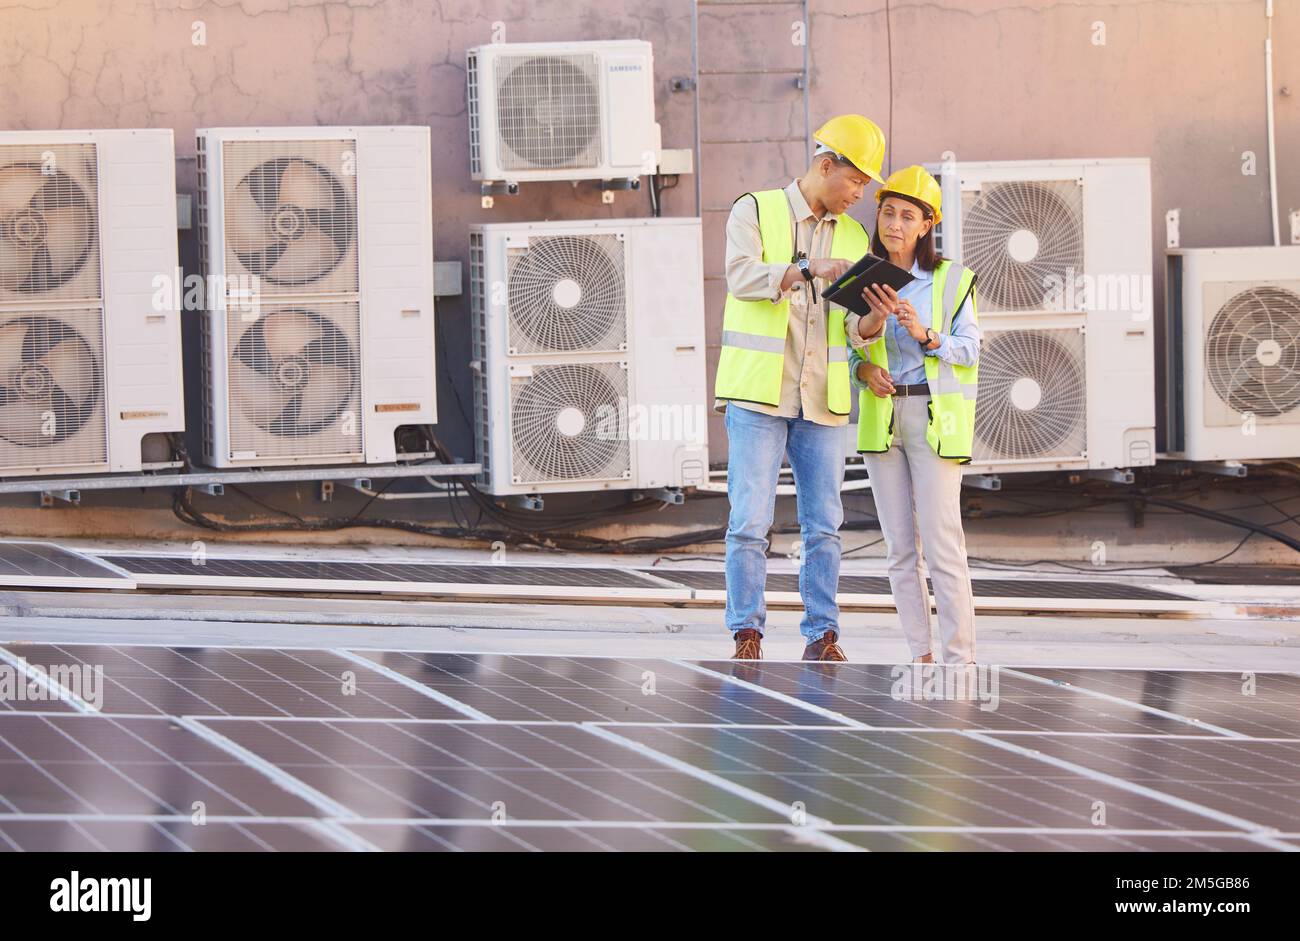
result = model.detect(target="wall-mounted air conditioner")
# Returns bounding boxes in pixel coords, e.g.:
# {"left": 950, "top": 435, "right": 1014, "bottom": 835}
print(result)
{"left": 0, "top": 129, "right": 183, "bottom": 477}
{"left": 467, "top": 40, "right": 661, "bottom": 187}
{"left": 469, "top": 217, "right": 707, "bottom": 496}
{"left": 195, "top": 126, "right": 435, "bottom": 467}
{"left": 1166, "top": 246, "right": 1300, "bottom": 461}
{"left": 924, "top": 157, "right": 1156, "bottom": 473}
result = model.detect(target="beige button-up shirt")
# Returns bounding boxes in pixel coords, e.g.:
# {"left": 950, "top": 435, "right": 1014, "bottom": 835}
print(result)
{"left": 715, "top": 179, "right": 878, "bottom": 427}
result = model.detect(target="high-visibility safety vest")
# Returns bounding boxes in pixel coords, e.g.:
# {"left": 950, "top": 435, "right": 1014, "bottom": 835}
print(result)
{"left": 856, "top": 260, "right": 979, "bottom": 462}
{"left": 714, "top": 188, "right": 872, "bottom": 416}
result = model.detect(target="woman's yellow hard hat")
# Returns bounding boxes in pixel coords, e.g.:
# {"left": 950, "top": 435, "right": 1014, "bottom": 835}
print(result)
{"left": 875, "top": 165, "right": 943, "bottom": 223}
{"left": 812, "top": 115, "right": 886, "bottom": 183}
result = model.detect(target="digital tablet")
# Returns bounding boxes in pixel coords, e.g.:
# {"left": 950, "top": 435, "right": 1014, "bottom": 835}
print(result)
{"left": 822, "top": 253, "right": 916, "bottom": 317}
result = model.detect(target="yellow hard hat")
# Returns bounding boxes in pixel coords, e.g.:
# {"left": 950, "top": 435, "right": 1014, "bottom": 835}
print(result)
{"left": 875, "top": 165, "right": 943, "bottom": 223}
{"left": 812, "top": 114, "right": 886, "bottom": 183}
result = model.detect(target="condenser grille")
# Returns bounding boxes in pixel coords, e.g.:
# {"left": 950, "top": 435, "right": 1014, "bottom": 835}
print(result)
{"left": 469, "top": 231, "right": 490, "bottom": 481}
{"left": 961, "top": 180, "right": 1084, "bottom": 313}
{"left": 509, "top": 362, "right": 630, "bottom": 484}
{"left": 494, "top": 53, "right": 603, "bottom": 171}
{"left": 506, "top": 234, "right": 626, "bottom": 354}
{"left": 0, "top": 142, "right": 101, "bottom": 306}
{"left": 196, "top": 135, "right": 210, "bottom": 278}
{"left": 1205, "top": 285, "right": 1300, "bottom": 420}
{"left": 225, "top": 301, "right": 363, "bottom": 460}
{"left": 973, "top": 326, "right": 1087, "bottom": 462}
{"left": 467, "top": 51, "right": 482, "bottom": 175}
{"left": 0, "top": 306, "right": 107, "bottom": 469}
{"left": 221, "top": 139, "right": 358, "bottom": 297}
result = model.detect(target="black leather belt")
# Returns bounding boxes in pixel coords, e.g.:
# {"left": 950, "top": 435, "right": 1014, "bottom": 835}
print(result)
{"left": 891, "top": 383, "right": 931, "bottom": 397}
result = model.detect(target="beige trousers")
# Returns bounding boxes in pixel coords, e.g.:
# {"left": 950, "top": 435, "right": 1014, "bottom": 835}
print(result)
{"left": 862, "top": 394, "right": 977, "bottom": 663}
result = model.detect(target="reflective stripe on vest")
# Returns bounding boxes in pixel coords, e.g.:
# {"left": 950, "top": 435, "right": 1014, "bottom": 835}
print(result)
{"left": 714, "top": 188, "right": 871, "bottom": 415}
{"left": 855, "top": 260, "right": 979, "bottom": 462}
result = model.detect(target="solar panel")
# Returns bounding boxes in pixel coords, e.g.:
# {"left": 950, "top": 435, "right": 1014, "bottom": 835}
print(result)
{"left": 1017, "top": 668, "right": 1300, "bottom": 739}
{"left": 117, "top": 555, "right": 665, "bottom": 588}
{"left": 696, "top": 661, "right": 1231, "bottom": 735}
{"left": 994, "top": 734, "right": 1300, "bottom": 833}
{"left": 0, "top": 714, "right": 322, "bottom": 817}
{"left": 196, "top": 718, "right": 789, "bottom": 824}
{"left": 0, "top": 542, "right": 132, "bottom": 589}
{"left": 0, "top": 644, "right": 467, "bottom": 720}
{"left": 0, "top": 643, "right": 1294, "bottom": 852}
{"left": 0, "top": 819, "right": 347, "bottom": 852}
{"left": 604, "top": 726, "right": 1234, "bottom": 830}
{"left": 343, "top": 823, "right": 830, "bottom": 852}
{"left": 103, "top": 554, "right": 686, "bottom": 600}
{"left": 350, "top": 652, "right": 846, "bottom": 725}
{"left": 825, "top": 830, "right": 1275, "bottom": 852}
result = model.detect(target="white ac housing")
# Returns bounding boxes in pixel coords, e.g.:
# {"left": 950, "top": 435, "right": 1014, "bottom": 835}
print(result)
{"left": 1166, "top": 246, "right": 1300, "bottom": 461}
{"left": 196, "top": 126, "right": 436, "bottom": 467}
{"left": 0, "top": 129, "right": 183, "bottom": 477}
{"left": 924, "top": 158, "right": 1156, "bottom": 474}
{"left": 467, "top": 40, "right": 661, "bottom": 186}
{"left": 470, "top": 217, "right": 708, "bottom": 496}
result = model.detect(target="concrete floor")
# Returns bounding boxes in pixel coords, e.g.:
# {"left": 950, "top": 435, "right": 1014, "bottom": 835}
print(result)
{"left": 2, "top": 536, "right": 1296, "bottom": 669}
{"left": 3, "top": 589, "right": 1298, "bottom": 672}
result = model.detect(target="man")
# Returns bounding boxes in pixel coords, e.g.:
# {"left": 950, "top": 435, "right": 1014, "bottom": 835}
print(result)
{"left": 714, "top": 114, "right": 888, "bottom": 662}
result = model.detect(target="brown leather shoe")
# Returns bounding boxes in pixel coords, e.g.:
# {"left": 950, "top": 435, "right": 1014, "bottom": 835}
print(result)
{"left": 731, "top": 628, "right": 763, "bottom": 660}
{"left": 802, "top": 630, "right": 847, "bottom": 662}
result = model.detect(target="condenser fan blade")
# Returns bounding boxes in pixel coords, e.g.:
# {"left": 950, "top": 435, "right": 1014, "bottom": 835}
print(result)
{"left": 233, "top": 158, "right": 352, "bottom": 285}
{"left": 0, "top": 238, "right": 36, "bottom": 293}
{"left": 230, "top": 357, "right": 295, "bottom": 421}
{"left": 0, "top": 395, "right": 50, "bottom": 445}
{"left": 262, "top": 309, "right": 320, "bottom": 359}
{"left": 39, "top": 204, "right": 93, "bottom": 275}
{"left": 227, "top": 183, "right": 279, "bottom": 255}
{"left": 244, "top": 159, "right": 289, "bottom": 212}
{"left": 0, "top": 321, "right": 26, "bottom": 372}
{"left": 299, "top": 334, "right": 352, "bottom": 367}
{"left": 295, "top": 364, "right": 355, "bottom": 428}
{"left": 0, "top": 165, "right": 46, "bottom": 216}
{"left": 39, "top": 338, "right": 97, "bottom": 402}
{"left": 19, "top": 316, "right": 70, "bottom": 362}
{"left": 268, "top": 230, "right": 340, "bottom": 284}
{"left": 45, "top": 385, "right": 90, "bottom": 441}
{"left": 267, "top": 394, "right": 305, "bottom": 436}
{"left": 0, "top": 316, "right": 99, "bottom": 445}
{"left": 277, "top": 160, "right": 336, "bottom": 211}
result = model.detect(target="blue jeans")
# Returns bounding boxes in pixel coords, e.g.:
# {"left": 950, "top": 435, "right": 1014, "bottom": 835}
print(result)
{"left": 724, "top": 404, "right": 847, "bottom": 644}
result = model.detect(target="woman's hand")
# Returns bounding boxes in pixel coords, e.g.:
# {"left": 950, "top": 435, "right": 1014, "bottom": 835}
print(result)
{"left": 858, "top": 361, "right": 896, "bottom": 398}
{"left": 861, "top": 284, "right": 928, "bottom": 342}
{"left": 894, "top": 298, "right": 929, "bottom": 343}
{"left": 860, "top": 282, "right": 894, "bottom": 319}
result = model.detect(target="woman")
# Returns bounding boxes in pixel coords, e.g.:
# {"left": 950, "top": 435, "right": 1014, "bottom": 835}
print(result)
{"left": 845, "top": 165, "right": 981, "bottom": 664}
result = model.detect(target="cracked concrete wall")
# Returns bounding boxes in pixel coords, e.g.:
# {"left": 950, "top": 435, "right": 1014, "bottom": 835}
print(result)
{"left": 0, "top": 0, "right": 1295, "bottom": 553}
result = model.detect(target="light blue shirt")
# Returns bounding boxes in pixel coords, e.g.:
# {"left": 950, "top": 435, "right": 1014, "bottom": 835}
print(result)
{"left": 848, "top": 259, "right": 980, "bottom": 390}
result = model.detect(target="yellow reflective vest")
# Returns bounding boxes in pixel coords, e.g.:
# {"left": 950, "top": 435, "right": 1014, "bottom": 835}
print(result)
{"left": 714, "top": 188, "right": 872, "bottom": 416}
{"left": 855, "top": 260, "right": 979, "bottom": 462}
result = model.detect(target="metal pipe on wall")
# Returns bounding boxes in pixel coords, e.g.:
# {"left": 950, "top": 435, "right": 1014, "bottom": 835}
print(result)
{"left": 1266, "top": 0, "right": 1280, "bottom": 246}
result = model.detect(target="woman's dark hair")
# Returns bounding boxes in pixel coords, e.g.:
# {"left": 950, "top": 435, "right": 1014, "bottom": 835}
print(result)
{"left": 872, "top": 191, "right": 944, "bottom": 272}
